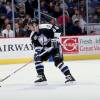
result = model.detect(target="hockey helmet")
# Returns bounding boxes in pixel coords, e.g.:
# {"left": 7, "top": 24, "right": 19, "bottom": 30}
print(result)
{"left": 28, "top": 18, "right": 39, "bottom": 25}
{"left": 31, "top": 18, "right": 39, "bottom": 24}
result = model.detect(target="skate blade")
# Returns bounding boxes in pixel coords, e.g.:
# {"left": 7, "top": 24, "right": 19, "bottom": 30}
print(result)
{"left": 65, "top": 81, "right": 76, "bottom": 86}
{"left": 34, "top": 81, "right": 48, "bottom": 86}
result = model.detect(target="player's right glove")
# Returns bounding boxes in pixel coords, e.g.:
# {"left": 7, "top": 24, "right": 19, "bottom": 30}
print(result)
{"left": 51, "top": 38, "right": 60, "bottom": 49}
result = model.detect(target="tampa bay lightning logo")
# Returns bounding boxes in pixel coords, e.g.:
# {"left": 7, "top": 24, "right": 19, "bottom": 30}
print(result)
{"left": 34, "top": 35, "right": 38, "bottom": 40}
{"left": 38, "top": 34, "right": 48, "bottom": 45}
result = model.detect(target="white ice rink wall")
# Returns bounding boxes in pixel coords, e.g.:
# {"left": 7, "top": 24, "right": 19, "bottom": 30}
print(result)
{"left": 0, "top": 36, "right": 100, "bottom": 64}
{"left": 0, "top": 38, "right": 34, "bottom": 64}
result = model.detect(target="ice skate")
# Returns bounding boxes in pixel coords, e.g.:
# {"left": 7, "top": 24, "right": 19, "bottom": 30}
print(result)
{"left": 65, "top": 74, "right": 76, "bottom": 85}
{"left": 34, "top": 74, "right": 47, "bottom": 86}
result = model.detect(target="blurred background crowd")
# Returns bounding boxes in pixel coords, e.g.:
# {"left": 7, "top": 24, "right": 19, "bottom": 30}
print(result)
{"left": 0, "top": 0, "right": 100, "bottom": 38}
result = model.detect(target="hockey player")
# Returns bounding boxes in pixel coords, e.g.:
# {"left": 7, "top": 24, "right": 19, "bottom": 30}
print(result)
{"left": 28, "top": 18, "right": 75, "bottom": 85}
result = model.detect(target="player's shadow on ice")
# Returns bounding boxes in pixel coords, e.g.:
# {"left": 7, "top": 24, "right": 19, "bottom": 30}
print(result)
{"left": 19, "top": 81, "right": 100, "bottom": 91}
{"left": 20, "top": 83, "right": 66, "bottom": 90}
{"left": 2, "top": 81, "right": 100, "bottom": 91}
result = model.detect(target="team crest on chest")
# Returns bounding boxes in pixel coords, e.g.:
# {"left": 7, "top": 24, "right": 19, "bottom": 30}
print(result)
{"left": 38, "top": 34, "right": 48, "bottom": 45}
{"left": 34, "top": 35, "right": 38, "bottom": 40}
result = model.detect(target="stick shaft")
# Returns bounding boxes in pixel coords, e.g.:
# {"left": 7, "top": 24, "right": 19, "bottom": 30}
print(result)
{"left": 0, "top": 61, "right": 32, "bottom": 82}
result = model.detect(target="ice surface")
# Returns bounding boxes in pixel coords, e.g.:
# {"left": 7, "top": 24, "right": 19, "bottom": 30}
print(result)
{"left": 0, "top": 60, "right": 100, "bottom": 100}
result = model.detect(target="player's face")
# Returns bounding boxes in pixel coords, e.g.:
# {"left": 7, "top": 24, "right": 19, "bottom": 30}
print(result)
{"left": 32, "top": 23, "right": 39, "bottom": 32}
{"left": 28, "top": 24, "right": 35, "bottom": 31}
{"left": 32, "top": 23, "right": 37, "bottom": 28}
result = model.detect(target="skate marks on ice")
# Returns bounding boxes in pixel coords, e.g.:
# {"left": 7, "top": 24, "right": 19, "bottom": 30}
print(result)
{"left": 0, "top": 82, "right": 76, "bottom": 91}
{"left": 1, "top": 80, "right": 100, "bottom": 91}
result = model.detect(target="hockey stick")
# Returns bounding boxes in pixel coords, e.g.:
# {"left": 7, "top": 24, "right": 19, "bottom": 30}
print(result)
{"left": 0, "top": 61, "right": 32, "bottom": 82}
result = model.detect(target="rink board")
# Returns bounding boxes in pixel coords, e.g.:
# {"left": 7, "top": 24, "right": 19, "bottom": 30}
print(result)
{"left": 0, "top": 58, "right": 32, "bottom": 64}
{"left": 0, "top": 54, "right": 100, "bottom": 64}
{"left": 0, "top": 36, "right": 100, "bottom": 64}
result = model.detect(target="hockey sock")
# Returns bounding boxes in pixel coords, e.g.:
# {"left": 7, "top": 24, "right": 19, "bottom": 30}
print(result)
{"left": 35, "top": 62, "right": 44, "bottom": 75}
{"left": 57, "top": 63, "right": 71, "bottom": 76}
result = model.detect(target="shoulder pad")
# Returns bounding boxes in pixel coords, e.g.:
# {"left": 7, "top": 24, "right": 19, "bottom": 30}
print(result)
{"left": 39, "top": 24, "right": 53, "bottom": 29}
